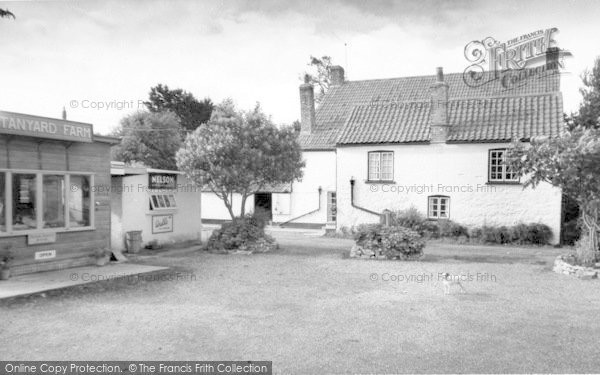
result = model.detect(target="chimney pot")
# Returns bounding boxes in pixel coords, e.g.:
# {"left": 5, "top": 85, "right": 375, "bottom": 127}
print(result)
{"left": 330, "top": 65, "right": 345, "bottom": 86}
{"left": 436, "top": 67, "right": 444, "bottom": 82}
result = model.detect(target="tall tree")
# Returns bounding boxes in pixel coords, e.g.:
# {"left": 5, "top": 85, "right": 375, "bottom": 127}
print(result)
{"left": 176, "top": 100, "right": 305, "bottom": 221}
{"left": 302, "top": 55, "right": 333, "bottom": 104}
{"left": 112, "top": 111, "right": 182, "bottom": 170}
{"left": 144, "top": 84, "right": 213, "bottom": 133}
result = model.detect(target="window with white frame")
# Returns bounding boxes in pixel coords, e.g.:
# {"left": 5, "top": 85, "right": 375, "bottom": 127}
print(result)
{"left": 150, "top": 194, "right": 177, "bottom": 210}
{"left": 368, "top": 151, "right": 394, "bottom": 181}
{"left": 428, "top": 196, "right": 449, "bottom": 219}
{"left": 0, "top": 171, "right": 93, "bottom": 233}
{"left": 488, "top": 149, "right": 518, "bottom": 182}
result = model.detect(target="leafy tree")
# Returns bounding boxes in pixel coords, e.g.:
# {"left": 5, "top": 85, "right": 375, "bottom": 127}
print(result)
{"left": 0, "top": 9, "right": 15, "bottom": 19}
{"left": 302, "top": 55, "right": 333, "bottom": 104}
{"left": 571, "top": 57, "right": 600, "bottom": 129}
{"left": 144, "top": 84, "right": 213, "bottom": 133}
{"left": 112, "top": 111, "right": 182, "bottom": 170}
{"left": 176, "top": 99, "right": 305, "bottom": 221}
{"left": 508, "top": 58, "right": 600, "bottom": 264}
{"left": 507, "top": 128, "right": 600, "bottom": 264}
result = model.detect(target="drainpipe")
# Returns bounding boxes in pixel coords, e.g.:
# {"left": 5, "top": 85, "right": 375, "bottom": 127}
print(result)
{"left": 350, "top": 177, "right": 381, "bottom": 218}
{"left": 279, "top": 187, "right": 322, "bottom": 227}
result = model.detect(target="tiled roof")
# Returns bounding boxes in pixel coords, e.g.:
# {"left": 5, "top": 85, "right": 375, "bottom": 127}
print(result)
{"left": 337, "top": 94, "right": 563, "bottom": 144}
{"left": 300, "top": 69, "right": 562, "bottom": 149}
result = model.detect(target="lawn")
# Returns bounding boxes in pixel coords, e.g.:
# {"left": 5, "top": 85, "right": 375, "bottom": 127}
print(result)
{"left": 1, "top": 232, "right": 600, "bottom": 374}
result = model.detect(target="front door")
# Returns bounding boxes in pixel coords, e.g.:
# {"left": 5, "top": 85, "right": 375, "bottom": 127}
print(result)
{"left": 254, "top": 193, "right": 272, "bottom": 221}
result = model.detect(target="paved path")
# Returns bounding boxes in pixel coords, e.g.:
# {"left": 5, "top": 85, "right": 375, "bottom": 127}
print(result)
{"left": 0, "top": 263, "right": 168, "bottom": 299}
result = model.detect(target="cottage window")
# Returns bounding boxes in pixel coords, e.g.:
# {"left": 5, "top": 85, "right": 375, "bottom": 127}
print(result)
{"left": 150, "top": 194, "right": 177, "bottom": 210}
{"left": 368, "top": 151, "right": 394, "bottom": 181}
{"left": 428, "top": 196, "right": 449, "bottom": 219}
{"left": 488, "top": 149, "right": 518, "bottom": 182}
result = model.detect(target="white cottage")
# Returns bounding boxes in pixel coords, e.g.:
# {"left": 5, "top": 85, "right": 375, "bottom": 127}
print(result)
{"left": 278, "top": 64, "right": 564, "bottom": 243}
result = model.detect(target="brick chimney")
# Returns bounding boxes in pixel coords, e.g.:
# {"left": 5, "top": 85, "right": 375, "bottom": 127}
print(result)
{"left": 430, "top": 67, "right": 450, "bottom": 143}
{"left": 330, "top": 65, "right": 345, "bottom": 86}
{"left": 299, "top": 74, "right": 315, "bottom": 133}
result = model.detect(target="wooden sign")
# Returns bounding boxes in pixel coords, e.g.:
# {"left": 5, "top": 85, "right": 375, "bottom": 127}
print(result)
{"left": 34, "top": 250, "right": 56, "bottom": 260}
{"left": 152, "top": 214, "right": 173, "bottom": 234}
{"left": 0, "top": 110, "right": 93, "bottom": 143}
{"left": 28, "top": 232, "right": 57, "bottom": 245}
{"left": 148, "top": 173, "right": 177, "bottom": 190}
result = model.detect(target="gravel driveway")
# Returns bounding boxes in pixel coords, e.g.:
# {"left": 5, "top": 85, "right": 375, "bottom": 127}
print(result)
{"left": 1, "top": 232, "right": 599, "bottom": 374}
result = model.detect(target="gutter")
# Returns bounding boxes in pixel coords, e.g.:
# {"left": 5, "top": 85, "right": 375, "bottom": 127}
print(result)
{"left": 350, "top": 178, "right": 381, "bottom": 218}
{"left": 279, "top": 187, "right": 322, "bottom": 227}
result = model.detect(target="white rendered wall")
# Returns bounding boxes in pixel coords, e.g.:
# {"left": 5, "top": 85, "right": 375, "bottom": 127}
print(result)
{"left": 272, "top": 151, "right": 337, "bottom": 225}
{"left": 335, "top": 143, "right": 562, "bottom": 244}
{"left": 201, "top": 192, "right": 255, "bottom": 220}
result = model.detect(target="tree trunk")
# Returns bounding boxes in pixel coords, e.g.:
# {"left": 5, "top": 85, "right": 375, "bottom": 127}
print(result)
{"left": 222, "top": 194, "right": 236, "bottom": 223}
{"left": 581, "top": 204, "right": 600, "bottom": 261}
{"left": 240, "top": 194, "right": 248, "bottom": 218}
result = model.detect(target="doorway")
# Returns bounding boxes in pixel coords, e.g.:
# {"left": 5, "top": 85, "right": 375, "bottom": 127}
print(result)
{"left": 254, "top": 193, "right": 272, "bottom": 221}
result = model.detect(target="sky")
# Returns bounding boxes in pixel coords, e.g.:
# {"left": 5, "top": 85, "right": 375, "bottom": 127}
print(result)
{"left": 0, "top": 0, "right": 599, "bottom": 135}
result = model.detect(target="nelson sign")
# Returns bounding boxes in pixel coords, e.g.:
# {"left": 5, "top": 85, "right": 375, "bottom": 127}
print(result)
{"left": 0, "top": 110, "right": 93, "bottom": 143}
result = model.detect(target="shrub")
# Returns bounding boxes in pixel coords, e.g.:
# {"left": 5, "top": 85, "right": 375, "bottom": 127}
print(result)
{"left": 471, "top": 223, "right": 552, "bottom": 245}
{"left": 389, "top": 207, "right": 427, "bottom": 234}
{"left": 249, "top": 208, "right": 270, "bottom": 230}
{"left": 525, "top": 223, "right": 553, "bottom": 245}
{"left": 469, "top": 227, "right": 483, "bottom": 240}
{"left": 437, "top": 219, "right": 469, "bottom": 238}
{"left": 0, "top": 246, "right": 14, "bottom": 270}
{"left": 354, "top": 224, "right": 425, "bottom": 260}
{"left": 207, "top": 213, "right": 276, "bottom": 252}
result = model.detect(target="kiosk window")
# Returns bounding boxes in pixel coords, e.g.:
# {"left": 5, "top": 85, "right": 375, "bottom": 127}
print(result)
{"left": 150, "top": 194, "right": 177, "bottom": 210}
{"left": 69, "top": 175, "right": 91, "bottom": 227}
{"left": 13, "top": 174, "right": 37, "bottom": 230}
{"left": 43, "top": 175, "right": 66, "bottom": 228}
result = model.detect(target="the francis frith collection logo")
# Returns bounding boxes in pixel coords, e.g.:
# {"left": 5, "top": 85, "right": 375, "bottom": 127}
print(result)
{"left": 463, "top": 27, "right": 572, "bottom": 89}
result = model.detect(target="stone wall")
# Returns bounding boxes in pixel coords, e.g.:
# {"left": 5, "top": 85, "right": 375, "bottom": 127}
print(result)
{"left": 553, "top": 255, "right": 599, "bottom": 279}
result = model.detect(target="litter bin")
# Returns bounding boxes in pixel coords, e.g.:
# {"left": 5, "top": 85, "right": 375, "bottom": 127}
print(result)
{"left": 126, "top": 230, "right": 143, "bottom": 254}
